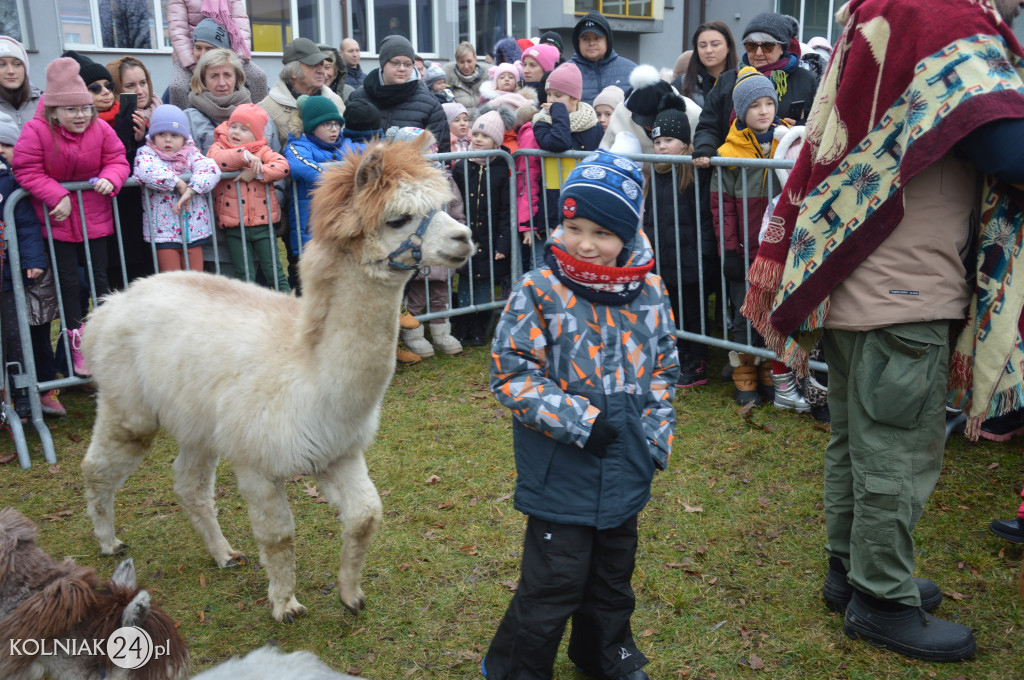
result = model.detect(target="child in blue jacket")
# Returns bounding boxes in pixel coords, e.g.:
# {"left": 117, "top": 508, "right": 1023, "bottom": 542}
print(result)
{"left": 483, "top": 150, "right": 679, "bottom": 680}
{"left": 283, "top": 95, "right": 355, "bottom": 291}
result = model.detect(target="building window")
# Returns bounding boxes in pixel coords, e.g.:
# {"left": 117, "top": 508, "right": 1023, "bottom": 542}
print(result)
{"left": 58, "top": 0, "right": 170, "bottom": 49}
{"left": 0, "top": 0, "right": 26, "bottom": 44}
{"left": 248, "top": 0, "right": 320, "bottom": 53}
{"left": 778, "top": 0, "right": 843, "bottom": 43}
{"left": 351, "top": 0, "right": 435, "bottom": 56}
{"left": 574, "top": 0, "right": 652, "bottom": 19}
{"left": 458, "top": 0, "right": 528, "bottom": 56}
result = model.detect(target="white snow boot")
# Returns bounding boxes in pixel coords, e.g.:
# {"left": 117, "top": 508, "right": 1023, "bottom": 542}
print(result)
{"left": 429, "top": 320, "right": 463, "bottom": 355}
{"left": 401, "top": 323, "right": 435, "bottom": 358}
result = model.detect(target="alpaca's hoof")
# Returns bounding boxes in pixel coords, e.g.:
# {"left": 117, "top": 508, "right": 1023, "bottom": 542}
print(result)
{"left": 274, "top": 601, "right": 308, "bottom": 624}
{"left": 101, "top": 541, "right": 128, "bottom": 556}
{"left": 339, "top": 588, "right": 366, "bottom": 615}
{"left": 222, "top": 552, "right": 248, "bottom": 568}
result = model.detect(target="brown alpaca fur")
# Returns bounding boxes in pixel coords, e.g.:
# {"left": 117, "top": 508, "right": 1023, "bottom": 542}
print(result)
{"left": 0, "top": 508, "right": 188, "bottom": 679}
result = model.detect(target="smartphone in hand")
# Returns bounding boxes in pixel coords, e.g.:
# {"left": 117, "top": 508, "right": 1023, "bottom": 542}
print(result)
{"left": 787, "top": 100, "right": 806, "bottom": 120}
{"left": 119, "top": 92, "right": 137, "bottom": 118}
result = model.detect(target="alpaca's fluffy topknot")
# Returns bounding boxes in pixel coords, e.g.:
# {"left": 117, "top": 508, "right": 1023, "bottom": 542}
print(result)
{"left": 629, "top": 64, "right": 662, "bottom": 91}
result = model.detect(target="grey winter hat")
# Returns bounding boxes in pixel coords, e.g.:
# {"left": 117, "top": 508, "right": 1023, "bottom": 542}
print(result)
{"left": 283, "top": 38, "right": 329, "bottom": 65}
{"left": 193, "top": 18, "right": 231, "bottom": 49}
{"left": 742, "top": 12, "right": 794, "bottom": 44}
{"left": 378, "top": 35, "right": 416, "bottom": 66}
{"left": 732, "top": 66, "right": 778, "bottom": 123}
{"left": 0, "top": 111, "right": 18, "bottom": 146}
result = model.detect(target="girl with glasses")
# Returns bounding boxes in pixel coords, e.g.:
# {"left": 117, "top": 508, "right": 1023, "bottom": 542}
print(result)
{"left": 13, "top": 57, "right": 131, "bottom": 377}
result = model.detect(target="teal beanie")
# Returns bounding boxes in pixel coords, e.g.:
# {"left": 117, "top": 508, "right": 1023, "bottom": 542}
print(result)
{"left": 297, "top": 94, "right": 344, "bottom": 134}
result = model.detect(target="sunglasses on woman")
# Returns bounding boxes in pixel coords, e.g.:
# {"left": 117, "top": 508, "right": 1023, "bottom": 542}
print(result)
{"left": 87, "top": 81, "right": 114, "bottom": 94}
{"left": 744, "top": 41, "right": 780, "bottom": 54}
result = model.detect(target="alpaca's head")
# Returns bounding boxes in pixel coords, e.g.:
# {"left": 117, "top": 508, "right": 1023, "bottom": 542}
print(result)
{"left": 0, "top": 510, "right": 189, "bottom": 680}
{"left": 307, "top": 135, "right": 473, "bottom": 275}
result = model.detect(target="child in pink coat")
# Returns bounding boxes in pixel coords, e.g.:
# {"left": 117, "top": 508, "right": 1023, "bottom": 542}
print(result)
{"left": 13, "top": 57, "right": 131, "bottom": 377}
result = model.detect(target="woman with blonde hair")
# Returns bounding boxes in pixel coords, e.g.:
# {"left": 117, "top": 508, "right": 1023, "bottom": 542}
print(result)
{"left": 183, "top": 48, "right": 277, "bottom": 153}
{"left": 444, "top": 42, "right": 486, "bottom": 117}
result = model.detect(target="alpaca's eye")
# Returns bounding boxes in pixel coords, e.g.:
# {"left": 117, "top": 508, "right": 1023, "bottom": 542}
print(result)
{"left": 386, "top": 214, "right": 412, "bottom": 229}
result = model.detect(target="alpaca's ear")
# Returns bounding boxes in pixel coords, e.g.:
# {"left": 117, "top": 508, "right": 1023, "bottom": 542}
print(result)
{"left": 413, "top": 131, "right": 432, "bottom": 153}
{"left": 111, "top": 558, "right": 136, "bottom": 589}
{"left": 354, "top": 143, "right": 387, "bottom": 192}
{"left": 121, "top": 590, "right": 151, "bottom": 627}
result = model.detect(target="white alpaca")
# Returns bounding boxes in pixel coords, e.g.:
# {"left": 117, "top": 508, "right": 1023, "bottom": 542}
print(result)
{"left": 81, "top": 138, "right": 473, "bottom": 623}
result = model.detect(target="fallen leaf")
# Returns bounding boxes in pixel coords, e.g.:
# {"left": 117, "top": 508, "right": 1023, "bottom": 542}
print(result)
{"left": 944, "top": 590, "right": 966, "bottom": 601}
{"left": 43, "top": 510, "right": 72, "bottom": 521}
{"left": 459, "top": 545, "right": 478, "bottom": 555}
{"left": 0, "top": 453, "right": 17, "bottom": 465}
{"left": 438, "top": 502, "right": 455, "bottom": 509}
{"left": 67, "top": 433, "right": 82, "bottom": 443}
{"left": 493, "top": 493, "right": 512, "bottom": 504}
{"left": 682, "top": 502, "right": 703, "bottom": 513}
{"left": 255, "top": 596, "right": 268, "bottom": 605}
{"left": 48, "top": 465, "right": 61, "bottom": 474}
{"left": 757, "top": 497, "right": 770, "bottom": 508}
{"left": 499, "top": 580, "right": 518, "bottom": 591}
{"left": 303, "top": 482, "right": 319, "bottom": 498}
{"left": 708, "top": 576, "right": 718, "bottom": 585}
{"left": 199, "top": 574, "right": 206, "bottom": 588}
{"left": 640, "top": 628, "right": 656, "bottom": 638}
{"left": 177, "top": 564, "right": 185, "bottom": 573}
{"left": 747, "top": 654, "right": 765, "bottom": 670}
{"left": 397, "top": 563, "right": 411, "bottom": 571}
{"left": 236, "top": 601, "right": 245, "bottom": 611}
{"left": 987, "top": 462, "right": 999, "bottom": 470}
{"left": 427, "top": 474, "right": 441, "bottom": 485}
{"left": 197, "top": 611, "right": 205, "bottom": 623}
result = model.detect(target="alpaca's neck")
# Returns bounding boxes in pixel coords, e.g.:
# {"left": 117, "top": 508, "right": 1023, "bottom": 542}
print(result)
{"left": 296, "top": 251, "right": 406, "bottom": 379}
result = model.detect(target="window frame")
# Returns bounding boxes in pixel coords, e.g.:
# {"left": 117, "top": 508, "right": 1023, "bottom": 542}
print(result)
{"left": 1, "top": 0, "right": 30, "bottom": 47}
{"left": 56, "top": 0, "right": 171, "bottom": 53}
{"left": 249, "top": 0, "right": 326, "bottom": 56}
{"left": 777, "top": 0, "right": 840, "bottom": 43}
{"left": 574, "top": 0, "right": 652, "bottom": 20}
{"left": 348, "top": 0, "right": 440, "bottom": 59}
{"left": 461, "top": 0, "right": 531, "bottom": 58}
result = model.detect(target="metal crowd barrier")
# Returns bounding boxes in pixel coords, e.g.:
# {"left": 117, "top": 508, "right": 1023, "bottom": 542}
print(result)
{"left": 2, "top": 148, "right": 818, "bottom": 468}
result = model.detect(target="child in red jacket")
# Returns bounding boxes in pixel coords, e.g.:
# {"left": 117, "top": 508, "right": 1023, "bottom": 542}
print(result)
{"left": 207, "top": 104, "right": 290, "bottom": 292}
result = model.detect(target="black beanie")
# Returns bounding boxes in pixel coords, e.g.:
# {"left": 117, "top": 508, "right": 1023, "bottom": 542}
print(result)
{"left": 62, "top": 50, "right": 112, "bottom": 86}
{"left": 539, "top": 31, "right": 564, "bottom": 53}
{"left": 343, "top": 98, "right": 381, "bottom": 132}
{"left": 651, "top": 93, "right": 690, "bottom": 144}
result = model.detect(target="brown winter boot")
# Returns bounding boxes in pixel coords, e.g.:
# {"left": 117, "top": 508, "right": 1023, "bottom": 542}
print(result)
{"left": 396, "top": 342, "right": 422, "bottom": 365}
{"left": 757, "top": 360, "right": 776, "bottom": 402}
{"left": 729, "top": 351, "right": 762, "bottom": 406}
{"left": 399, "top": 312, "right": 421, "bottom": 331}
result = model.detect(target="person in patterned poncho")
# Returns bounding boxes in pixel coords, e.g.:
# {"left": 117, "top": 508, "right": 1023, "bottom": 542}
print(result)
{"left": 483, "top": 150, "right": 678, "bottom": 680}
{"left": 741, "top": 0, "right": 1024, "bottom": 662}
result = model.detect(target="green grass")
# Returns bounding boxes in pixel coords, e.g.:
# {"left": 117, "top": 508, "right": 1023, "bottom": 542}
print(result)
{"left": 2, "top": 346, "right": 1022, "bottom": 679}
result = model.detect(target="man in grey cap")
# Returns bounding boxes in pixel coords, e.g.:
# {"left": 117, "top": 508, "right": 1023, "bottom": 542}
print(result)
{"left": 259, "top": 37, "right": 346, "bottom": 147}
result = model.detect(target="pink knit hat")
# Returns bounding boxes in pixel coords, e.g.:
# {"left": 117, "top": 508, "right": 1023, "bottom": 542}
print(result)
{"left": 522, "top": 44, "right": 559, "bottom": 74}
{"left": 228, "top": 103, "right": 268, "bottom": 139}
{"left": 43, "top": 57, "right": 93, "bottom": 107}
{"left": 489, "top": 62, "right": 521, "bottom": 87}
{"left": 545, "top": 62, "right": 582, "bottom": 101}
{"left": 472, "top": 110, "right": 505, "bottom": 147}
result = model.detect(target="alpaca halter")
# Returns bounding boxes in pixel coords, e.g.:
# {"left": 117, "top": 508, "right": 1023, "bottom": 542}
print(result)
{"left": 386, "top": 210, "right": 438, "bottom": 270}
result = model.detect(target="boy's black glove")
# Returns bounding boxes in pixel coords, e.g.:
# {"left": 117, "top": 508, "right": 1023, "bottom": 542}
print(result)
{"left": 583, "top": 412, "right": 618, "bottom": 459}
{"left": 723, "top": 250, "right": 746, "bottom": 281}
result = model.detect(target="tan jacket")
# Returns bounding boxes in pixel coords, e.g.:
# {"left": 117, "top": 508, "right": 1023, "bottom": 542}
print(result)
{"left": 826, "top": 151, "right": 979, "bottom": 331}
{"left": 258, "top": 80, "right": 345, "bottom": 148}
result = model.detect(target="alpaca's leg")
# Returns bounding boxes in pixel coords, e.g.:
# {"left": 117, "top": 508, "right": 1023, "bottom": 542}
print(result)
{"left": 234, "top": 470, "right": 305, "bottom": 623}
{"left": 316, "top": 454, "right": 383, "bottom": 614}
{"left": 82, "top": 407, "right": 155, "bottom": 555}
{"left": 173, "top": 448, "right": 246, "bottom": 568}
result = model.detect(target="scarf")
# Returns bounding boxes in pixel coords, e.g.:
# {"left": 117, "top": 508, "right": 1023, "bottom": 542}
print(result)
{"left": 531, "top": 101, "right": 599, "bottom": 133}
{"left": 740, "top": 0, "right": 1024, "bottom": 438}
{"left": 544, "top": 228, "right": 655, "bottom": 305}
{"left": 201, "top": 0, "right": 251, "bottom": 60}
{"left": 451, "top": 63, "right": 485, "bottom": 87}
{"left": 741, "top": 53, "right": 800, "bottom": 98}
{"left": 145, "top": 137, "right": 200, "bottom": 174}
{"left": 187, "top": 89, "right": 252, "bottom": 124}
{"left": 362, "top": 70, "right": 420, "bottom": 108}
{"left": 97, "top": 101, "right": 120, "bottom": 124}
{"left": 344, "top": 128, "right": 382, "bottom": 144}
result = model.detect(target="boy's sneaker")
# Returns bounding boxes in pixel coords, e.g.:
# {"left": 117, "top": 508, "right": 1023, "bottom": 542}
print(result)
{"left": 677, "top": 359, "right": 708, "bottom": 388}
{"left": 979, "top": 408, "right": 1024, "bottom": 442}
{"left": 40, "top": 389, "right": 67, "bottom": 417}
